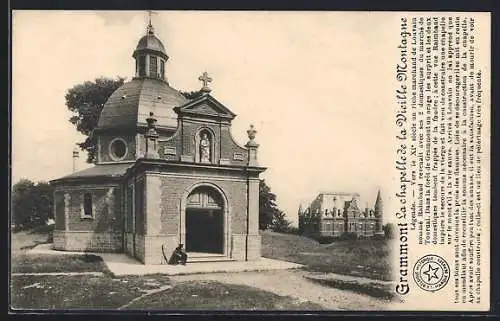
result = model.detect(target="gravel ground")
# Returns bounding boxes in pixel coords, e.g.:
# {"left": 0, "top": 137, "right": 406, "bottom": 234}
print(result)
{"left": 172, "top": 269, "right": 392, "bottom": 311}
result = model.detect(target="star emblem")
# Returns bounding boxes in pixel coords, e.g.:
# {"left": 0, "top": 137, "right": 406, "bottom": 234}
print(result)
{"left": 422, "top": 263, "right": 440, "bottom": 282}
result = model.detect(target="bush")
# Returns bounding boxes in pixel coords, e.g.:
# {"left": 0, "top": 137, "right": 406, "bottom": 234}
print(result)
{"left": 383, "top": 223, "right": 395, "bottom": 239}
{"left": 80, "top": 254, "right": 103, "bottom": 263}
{"left": 316, "top": 236, "right": 337, "bottom": 244}
{"left": 339, "top": 232, "right": 358, "bottom": 241}
{"left": 279, "top": 226, "right": 300, "bottom": 235}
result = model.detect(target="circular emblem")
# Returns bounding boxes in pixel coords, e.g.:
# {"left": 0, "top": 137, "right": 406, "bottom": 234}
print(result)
{"left": 413, "top": 254, "right": 450, "bottom": 292}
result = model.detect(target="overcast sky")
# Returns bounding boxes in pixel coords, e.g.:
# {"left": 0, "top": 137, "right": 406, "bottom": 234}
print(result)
{"left": 12, "top": 11, "right": 399, "bottom": 225}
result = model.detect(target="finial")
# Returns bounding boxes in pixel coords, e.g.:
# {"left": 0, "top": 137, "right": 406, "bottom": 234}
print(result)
{"left": 147, "top": 10, "right": 157, "bottom": 35}
{"left": 247, "top": 124, "right": 257, "bottom": 141}
{"left": 245, "top": 124, "right": 259, "bottom": 165}
{"left": 198, "top": 71, "right": 213, "bottom": 93}
{"left": 146, "top": 112, "right": 157, "bottom": 130}
{"left": 144, "top": 112, "right": 159, "bottom": 159}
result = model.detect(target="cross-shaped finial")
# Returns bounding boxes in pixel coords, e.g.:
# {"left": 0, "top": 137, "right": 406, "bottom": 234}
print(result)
{"left": 198, "top": 72, "right": 213, "bottom": 93}
{"left": 147, "top": 10, "right": 157, "bottom": 34}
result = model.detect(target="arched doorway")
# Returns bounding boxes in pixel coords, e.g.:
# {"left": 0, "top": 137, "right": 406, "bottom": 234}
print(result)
{"left": 185, "top": 186, "right": 224, "bottom": 254}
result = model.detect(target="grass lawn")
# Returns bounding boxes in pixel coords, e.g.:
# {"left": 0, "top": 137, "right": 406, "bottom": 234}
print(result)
{"left": 11, "top": 274, "right": 322, "bottom": 310}
{"left": 11, "top": 225, "right": 53, "bottom": 251}
{"left": 10, "top": 227, "right": 321, "bottom": 310}
{"left": 261, "top": 230, "right": 392, "bottom": 281}
{"left": 125, "top": 281, "right": 323, "bottom": 310}
{"left": 11, "top": 274, "right": 171, "bottom": 309}
{"left": 11, "top": 253, "right": 110, "bottom": 274}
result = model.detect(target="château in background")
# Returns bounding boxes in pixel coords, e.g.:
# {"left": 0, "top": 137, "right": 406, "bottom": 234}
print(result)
{"left": 298, "top": 190, "right": 384, "bottom": 239}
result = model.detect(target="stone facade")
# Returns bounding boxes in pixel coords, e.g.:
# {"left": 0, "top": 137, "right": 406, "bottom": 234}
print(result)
{"left": 298, "top": 191, "right": 384, "bottom": 238}
{"left": 50, "top": 22, "right": 265, "bottom": 265}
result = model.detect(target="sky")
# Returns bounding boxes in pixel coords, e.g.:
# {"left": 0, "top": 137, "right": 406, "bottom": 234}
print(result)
{"left": 12, "top": 11, "right": 399, "bottom": 226}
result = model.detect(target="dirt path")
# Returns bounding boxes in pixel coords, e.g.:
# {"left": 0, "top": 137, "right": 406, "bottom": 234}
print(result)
{"left": 171, "top": 269, "right": 390, "bottom": 311}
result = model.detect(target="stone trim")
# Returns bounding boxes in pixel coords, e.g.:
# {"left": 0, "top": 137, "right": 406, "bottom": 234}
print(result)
{"left": 108, "top": 137, "right": 129, "bottom": 162}
{"left": 97, "top": 136, "right": 102, "bottom": 163}
{"left": 146, "top": 172, "right": 248, "bottom": 182}
{"left": 97, "top": 160, "right": 135, "bottom": 165}
{"left": 145, "top": 54, "right": 150, "bottom": 77}
{"left": 64, "top": 193, "right": 70, "bottom": 231}
{"left": 180, "top": 155, "right": 193, "bottom": 162}
{"left": 55, "top": 184, "right": 119, "bottom": 192}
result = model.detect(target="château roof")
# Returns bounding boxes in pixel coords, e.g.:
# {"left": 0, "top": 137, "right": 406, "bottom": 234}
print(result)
{"left": 95, "top": 78, "right": 189, "bottom": 131}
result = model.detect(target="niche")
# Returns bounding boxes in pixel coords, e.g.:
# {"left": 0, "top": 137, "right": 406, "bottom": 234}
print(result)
{"left": 195, "top": 128, "right": 215, "bottom": 164}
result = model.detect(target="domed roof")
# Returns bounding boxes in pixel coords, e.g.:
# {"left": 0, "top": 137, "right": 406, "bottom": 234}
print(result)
{"left": 132, "top": 25, "right": 169, "bottom": 60}
{"left": 96, "top": 78, "right": 189, "bottom": 131}
{"left": 135, "top": 33, "right": 166, "bottom": 54}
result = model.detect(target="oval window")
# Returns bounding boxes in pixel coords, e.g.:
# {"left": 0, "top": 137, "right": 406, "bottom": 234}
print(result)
{"left": 110, "top": 138, "right": 127, "bottom": 160}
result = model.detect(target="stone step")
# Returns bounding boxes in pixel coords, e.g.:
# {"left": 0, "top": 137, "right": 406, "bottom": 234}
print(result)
{"left": 187, "top": 256, "right": 237, "bottom": 263}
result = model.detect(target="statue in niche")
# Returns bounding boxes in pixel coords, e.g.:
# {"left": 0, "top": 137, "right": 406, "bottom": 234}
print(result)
{"left": 200, "top": 133, "right": 211, "bottom": 163}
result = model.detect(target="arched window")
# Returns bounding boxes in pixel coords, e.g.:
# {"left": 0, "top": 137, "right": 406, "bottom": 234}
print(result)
{"left": 150, "top": 56, "right": 157, "bottom": 77}
{"left": 160, "top": 59, "right": 165, "bottom": 80}
{"left": 138, "top": 56, "right": 146, "bottom": 77}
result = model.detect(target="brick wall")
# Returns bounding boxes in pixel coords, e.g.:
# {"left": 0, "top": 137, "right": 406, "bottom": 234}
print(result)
{"left": 157, "top": 174, "right": 248, "bottom": 235}
{"left": 64, "top": 186, "right": 122, "bottom": 232}
{"left": 53, "top": 183, "right": 123, "bottom": 252}
{"left": 125, "top": 171, "right": 257, "bottom": 264}
{"left": 53, "top": 231, "right": 122, "bottom": 252}
{"left": 54, "top": 192, "right": 65, "bottom": 230}
{"left": 135, "top": 179, "right": 145, "bottom": 235}
{"left": 158, "top": 120, "right": 248, "bottom": 166}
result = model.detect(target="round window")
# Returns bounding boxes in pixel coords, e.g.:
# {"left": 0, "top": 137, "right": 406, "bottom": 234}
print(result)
{"left": 110, "top": 138, "right": 127, "bottom": 161}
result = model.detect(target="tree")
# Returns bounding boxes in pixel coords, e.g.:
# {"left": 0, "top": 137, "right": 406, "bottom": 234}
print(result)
{"left": 179, "top": 90, "right": 204, "bottom": 100}
{"left": 65, "top": 77, "right": 203, "bottom": 163}
{"left": 258, "top": 179, "right": 292, "bottom": 231}
{"left": 11, "top": 179, "right": 54, "bottom": 230}
{"left": 270, "top": 209, "right": 291, "bottom": 233}
{"left": 65, "top": 76, "right": 126, "bottom": 163}
{"left": 31, "top": 181, "right": 54, "bottom": 225}
{"left": 12, "top": 179, "right": 35, "bottom": 228}
{"left": 383, "top": 223, "right": 395, "bottom": 239}
{"left": 259, "top": 179, "right": 277, "bottom": 230}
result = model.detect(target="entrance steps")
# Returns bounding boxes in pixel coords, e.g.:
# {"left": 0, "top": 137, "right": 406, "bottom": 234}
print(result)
{"left": 187, "top": 252, "right": 236, "bottom": 263}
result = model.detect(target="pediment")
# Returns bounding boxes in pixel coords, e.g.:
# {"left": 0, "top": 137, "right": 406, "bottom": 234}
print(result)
{"left": 174, "top": 94, "right": 236, "bottom": 120}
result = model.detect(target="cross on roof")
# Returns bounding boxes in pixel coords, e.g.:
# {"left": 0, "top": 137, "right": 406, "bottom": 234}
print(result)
{"left": 198, "top": 71, "right": 213, "bottom": 93}
{"left": 146, "top": 10, "right": 158, "bottom": 34}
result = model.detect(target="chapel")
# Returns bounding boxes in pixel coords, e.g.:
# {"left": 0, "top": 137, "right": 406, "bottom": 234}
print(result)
{"left": 50, "top": 19, "right": 266, "bottom": 265}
